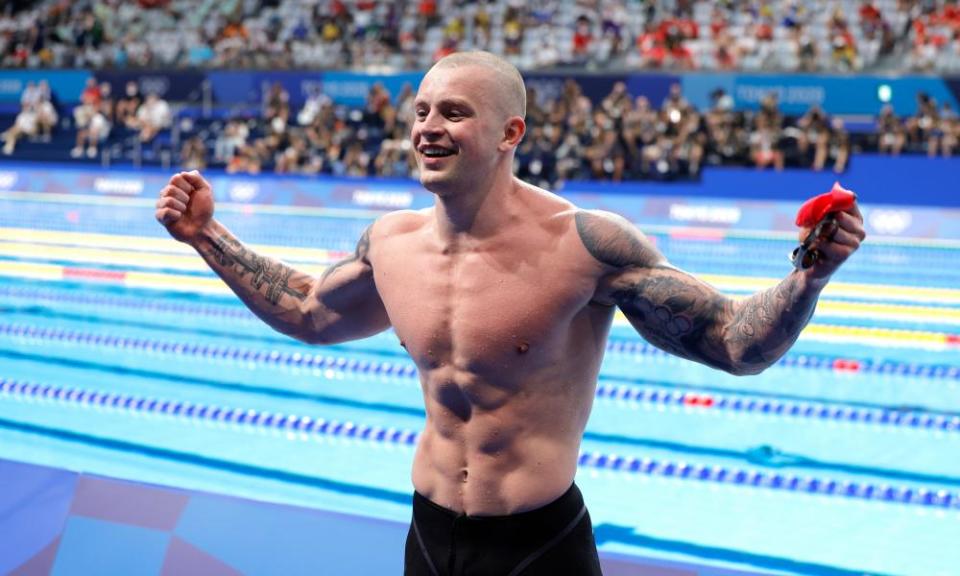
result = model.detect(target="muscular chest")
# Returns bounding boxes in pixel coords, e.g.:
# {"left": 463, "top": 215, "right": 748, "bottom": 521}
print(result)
{"left": 373, "top": 242, "right": 594, "bottom": 372}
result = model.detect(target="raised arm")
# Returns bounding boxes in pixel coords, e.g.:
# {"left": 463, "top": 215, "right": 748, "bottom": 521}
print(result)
{"left": 575, "top": 208, "right": 864, "bottom": 375}
{"left": 155, "top": 171, "right": 390, "bottom": 345}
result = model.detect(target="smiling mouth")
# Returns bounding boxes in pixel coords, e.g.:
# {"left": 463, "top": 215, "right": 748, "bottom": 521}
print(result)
{"left": 419, "top": 145, "right": 457, "bottom": 158}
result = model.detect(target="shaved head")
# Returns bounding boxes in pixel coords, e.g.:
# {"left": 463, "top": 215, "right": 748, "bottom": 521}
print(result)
{"left": 428, "top": 51, "right": 527, "bottom": 120}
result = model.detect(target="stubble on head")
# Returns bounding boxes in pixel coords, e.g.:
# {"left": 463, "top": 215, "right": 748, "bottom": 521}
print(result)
{"left": 427, "top": 51, "right": 527, "bottom": 122}
{"left": 414, "top": 52, "right": 528, "bottom": 199}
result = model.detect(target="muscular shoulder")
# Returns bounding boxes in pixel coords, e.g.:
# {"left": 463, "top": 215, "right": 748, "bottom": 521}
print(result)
{"left": 373, "top": 209, "right": 430, "bottom": 236}
{"left": 574, "top": 209, "right": 664, "bottom": 269}
{"left": 366, "top": 209, "right": 430, "bottom": 251}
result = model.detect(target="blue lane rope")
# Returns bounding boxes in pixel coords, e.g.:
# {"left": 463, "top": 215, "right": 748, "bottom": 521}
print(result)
{"left": 594, "top": 383, "right": 960, "bottom": 433}
{"left": 3, "top": 322, "right": 959, "bottom": 433}
{"left": 1, "top": 286, "right": 249, "bottom": 319}
{"left": 1, "top": 376, "right": 956, "bottom": 510}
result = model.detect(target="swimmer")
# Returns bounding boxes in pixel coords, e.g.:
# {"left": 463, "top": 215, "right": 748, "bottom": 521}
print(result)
{"left": 156, "top": 51, "right": 865, "bottom": 575}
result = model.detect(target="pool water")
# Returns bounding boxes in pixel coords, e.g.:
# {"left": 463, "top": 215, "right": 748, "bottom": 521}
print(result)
{"left": 1, "top": 193, "right": 959, "bottom": 575}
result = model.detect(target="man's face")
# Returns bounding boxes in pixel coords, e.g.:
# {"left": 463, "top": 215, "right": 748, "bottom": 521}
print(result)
{"left": 411, "top": 65, "right": 509, "bottom": 196}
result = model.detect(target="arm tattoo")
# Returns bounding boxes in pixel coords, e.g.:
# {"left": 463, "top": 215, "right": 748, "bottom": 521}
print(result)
{"left": 727, "top": 274, "right": 818, "bottom": 368}
{"left": 320, "top": 225, "right": 372, "bottom": 284}
{"left": 576, "top": 209, "right": 819, "bottom": 373}
{"left": 209, "top": 234, "right": 307, "bottom": 305}
{"left": 575, "top": 210, "right": 656, "bottom": 268}
{"left": 611, "top": 269, "right": 731, "bottom": 370}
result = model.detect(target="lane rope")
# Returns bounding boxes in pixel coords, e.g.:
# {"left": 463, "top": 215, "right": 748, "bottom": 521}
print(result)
{"left": 3, "top": 322, "right": 959, "bottom": 432}
{"left": 2, "top": 377, "right": 956, "bottom": 511}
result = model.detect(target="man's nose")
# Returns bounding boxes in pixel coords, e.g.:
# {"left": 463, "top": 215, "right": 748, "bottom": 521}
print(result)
{"left": 416, "top": 111, "right": 444, "bottom": 137}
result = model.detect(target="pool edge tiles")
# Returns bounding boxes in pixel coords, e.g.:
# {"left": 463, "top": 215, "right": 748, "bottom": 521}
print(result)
{"left": 2, "top": 456, "right": 814, "bottom": 576}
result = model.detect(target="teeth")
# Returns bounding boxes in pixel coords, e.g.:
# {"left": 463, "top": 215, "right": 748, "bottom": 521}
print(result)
{"left": 422, "top": 147, "right": 453, "bottom": 157}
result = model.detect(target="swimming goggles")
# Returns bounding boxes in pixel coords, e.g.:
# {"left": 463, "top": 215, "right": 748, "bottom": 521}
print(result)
{"left": 790, "top": 213, "right": 839, "bottom": 270}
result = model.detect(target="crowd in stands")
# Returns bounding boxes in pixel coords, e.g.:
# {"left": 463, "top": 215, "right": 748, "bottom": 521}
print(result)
{"left": 2, "top": 0, "right": 960, "bottom": 73}
{"left": 1, "top": 1, "right": 958, "bottom": 184}
{"left": 6, "top": 72, "right": 953, "bottom": 187}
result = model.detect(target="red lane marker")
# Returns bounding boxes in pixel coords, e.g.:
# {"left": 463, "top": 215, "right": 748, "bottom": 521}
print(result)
{"left": 684, "top": 394, "right": 716, "bottom": 408}
{"left": 832, "top": 358, "right": 861, "bottom": 372}
{"left": 63, "top": 267, "right": 127, "bottom": 283}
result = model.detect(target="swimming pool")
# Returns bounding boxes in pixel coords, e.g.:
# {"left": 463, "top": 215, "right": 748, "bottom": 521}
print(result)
{"left": 1, "top": 188, "right": 958, "bottom": 575}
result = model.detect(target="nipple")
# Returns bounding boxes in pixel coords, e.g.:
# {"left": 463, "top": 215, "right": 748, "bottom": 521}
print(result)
{"left": 516, "top": 341, "right": 529, "bottom": 354}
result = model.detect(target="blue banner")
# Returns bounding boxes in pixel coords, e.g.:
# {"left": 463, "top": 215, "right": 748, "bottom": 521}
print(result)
{"left": 681, "top": 73, "right": 960, "bottom": 116}
{"left": 95, "top": 70, "right": 207, "bottom": 103}
{"left": 0, "top": 70, "right": 91, "bottom": 105}
{"left": 626, "top": 73, "right": 681, "bottom": 108}
{"left": 320, "top": 71, "right": 424, "bottom": 107}
{"left": 207, "top": 71, "right": 423, "bottom": 108}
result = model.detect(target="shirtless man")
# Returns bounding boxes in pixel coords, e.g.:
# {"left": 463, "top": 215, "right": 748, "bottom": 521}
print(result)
{"left": 156, "top": 52, "right": 865, "bottom": 575}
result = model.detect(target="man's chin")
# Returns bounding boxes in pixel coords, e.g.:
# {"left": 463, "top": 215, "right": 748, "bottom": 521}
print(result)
{"left": 419, "top": 173, "right": 457, "bottom": 196}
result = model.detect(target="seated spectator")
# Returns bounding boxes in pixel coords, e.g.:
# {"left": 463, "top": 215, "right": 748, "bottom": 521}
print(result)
{"left": 829, "top": 9, "right": 860, "bottom": 70}
{"left": 71, "top": 102, "right": 109, "bottom": 158}
{"left": 297, "top": 88, "right": 331, "bottom": 127}
{"left": 214, "top": 118, "right": 250, "bottom": 163}
{"left": 226, "top": 143, "right": 261, "bottom": 175}
{"left": 714, "top": 29, "right": 739, "bottom": 70}
{"left": 3, "top": 81, "right": 57, "bottom": 154}
{"left": 131, "top": 92, "right": 171, "bottom": 142}
{"left": 792, "top": 104, "right": 829, "bottom": 166}
{"left": 750, "top": 114, "right": 784, "bottom": 171}
{"left": 2, "top": 104, "right": 38, "bottom": 155}
{"left": 572, "top": 15, "right": 594, "bottom": 63}
{"left": 877, "top": 104, "right": 906, "bottom": 155}
{"left": 936, "top": 102, "right": 958, "bottom": 157}
{"left": 180, "top": 135, "right": 207, "bottom": 170}
{"left": 793, "top": 24, "right": 819, "bottom": 72}
{"left": 263, "top": 82, "right": 290, "bottom": 126}
{"left": 622, "top": 95, "right": 661, "bottom": 167}
{"left": 115, "top": 81, "right": 141, "bottom": 128}
{"left": 636, "top": 21, "right": 667, "bottom": 68}
{"left": 821, "top": 118, "right": 850, "bottom": 173}
{"left": 338, "top": 141, "right": 371, "bottom": 177}
{"left": 364, "top": 82, "right": 392, "bottom": 130}
{"left": 905, "top": 92, "right": 940, "bottom": 154}
{"left": 373, "top": 131, "right": 414, "bottom": 178}
{"left": 21, "top": 80, "right": 57, "bottom": 141}
{"left": 503, "top": 7, "right": 525, "bottom": 56}
{"left": 275, "top": 133, "right": 308, "bottom": 174}
{"left": 72, "top": 81, "right": 113, "bottom": 159}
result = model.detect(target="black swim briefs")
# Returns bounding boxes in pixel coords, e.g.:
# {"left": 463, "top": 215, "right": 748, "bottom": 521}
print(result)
{"left": 404, "top": 483, "right": 603, "bottom": 576}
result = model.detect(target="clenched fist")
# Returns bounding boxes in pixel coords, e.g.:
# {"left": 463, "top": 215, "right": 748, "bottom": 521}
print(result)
{"left": 155, "top": 170, "right": 214, "bottom": 243}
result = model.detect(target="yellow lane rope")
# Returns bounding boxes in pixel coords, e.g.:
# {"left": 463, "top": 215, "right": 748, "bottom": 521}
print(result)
{"left": 6, "top": 228, "right": 960, "bottom": 306}
{"left": 0, "top": 242, "right": 328, "bottom": 275}
{"left": 699, "top": 274, "right": 960, "bottom": 306}
{"left": 2, "top": 261, "right": 958, "bottom": 350}
{"left": 0, "top": 228, "right": 342, "bottom": 261}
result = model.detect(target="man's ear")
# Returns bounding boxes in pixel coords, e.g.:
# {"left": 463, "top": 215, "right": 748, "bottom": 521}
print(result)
{"left": 499, "top": 116, "right": 526, "bottom": 151}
